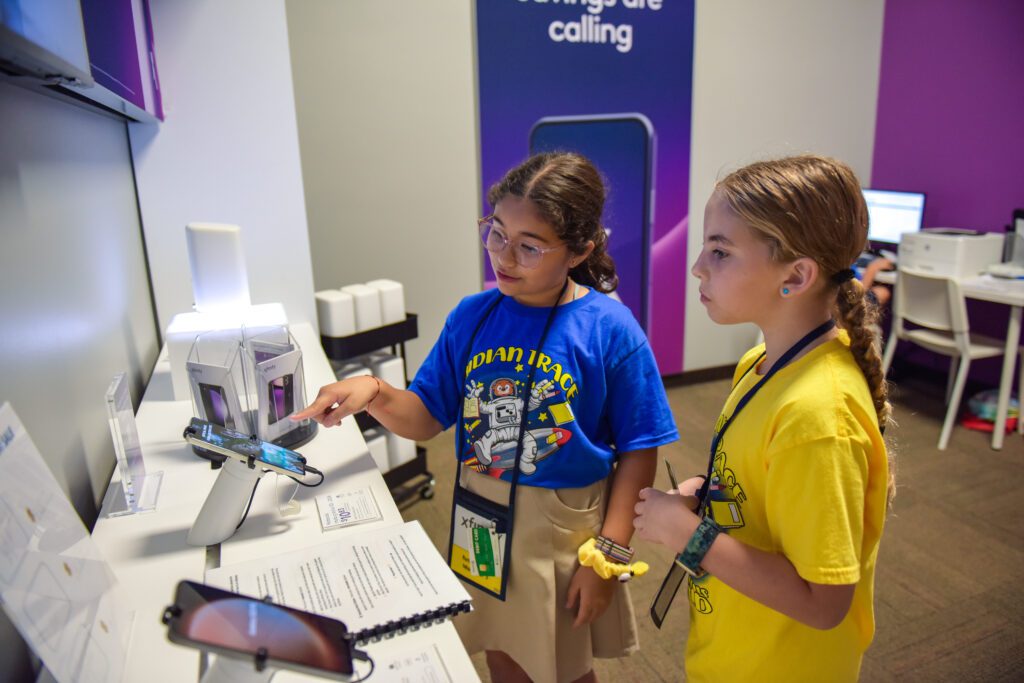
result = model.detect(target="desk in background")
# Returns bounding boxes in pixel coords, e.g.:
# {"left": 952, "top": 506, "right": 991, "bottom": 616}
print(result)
{"left": 875, "top": 270, "right": 1023, "bottom": 450}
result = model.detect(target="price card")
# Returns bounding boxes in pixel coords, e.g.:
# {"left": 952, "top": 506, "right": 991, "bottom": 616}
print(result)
{"left": 315, "top": 487, "right": 383, "bottom": 531}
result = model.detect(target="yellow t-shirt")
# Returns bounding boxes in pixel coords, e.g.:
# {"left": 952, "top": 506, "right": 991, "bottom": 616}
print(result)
{"left": 685, "top": 331, "right": 888, "bottom": 683}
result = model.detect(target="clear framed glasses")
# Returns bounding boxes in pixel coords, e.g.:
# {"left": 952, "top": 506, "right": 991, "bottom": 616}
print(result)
{"left": 478, "top": 217, "right": 564, "bottom": 269}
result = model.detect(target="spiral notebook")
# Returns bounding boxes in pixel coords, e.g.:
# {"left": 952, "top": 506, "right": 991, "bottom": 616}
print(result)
{"left": 205, "top": 520, "right": 472, "bottom": 642}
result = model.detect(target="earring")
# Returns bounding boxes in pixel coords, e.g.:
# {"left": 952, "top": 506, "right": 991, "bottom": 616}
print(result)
{"left": 781, "top": 287, "right": 790, "bottom": 296}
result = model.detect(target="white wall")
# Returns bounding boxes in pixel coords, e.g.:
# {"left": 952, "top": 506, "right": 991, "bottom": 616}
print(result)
{"left": 283, "top": 0, "right": 884, "bottom": 375}
{"left": 0, "top": 80, "right": 160, "bottom": 682}
{"left": 285, "top": 0, "right": 481, "bottom": 372}
{"left": 683, "top": 0, "right": 885, "bottom": 370}
{"left": 129, "top": 0, "right": 317, "bottom": 333}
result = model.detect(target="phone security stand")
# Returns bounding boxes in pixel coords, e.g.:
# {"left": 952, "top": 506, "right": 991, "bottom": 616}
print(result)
{"left": 200, "top": 654, "right": 276, "bottom": 683}
{"left": 187, "top": 455, "right": 264, "bottom": 547}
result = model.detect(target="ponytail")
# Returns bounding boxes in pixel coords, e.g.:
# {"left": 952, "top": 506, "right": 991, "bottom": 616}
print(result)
{"left": 570, "top": 223, "right": 618, "bottom": 293}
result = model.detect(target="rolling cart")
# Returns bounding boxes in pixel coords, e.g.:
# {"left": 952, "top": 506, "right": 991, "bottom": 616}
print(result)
{"left": 321, "top": 314, "right": 435, "bottom": 506}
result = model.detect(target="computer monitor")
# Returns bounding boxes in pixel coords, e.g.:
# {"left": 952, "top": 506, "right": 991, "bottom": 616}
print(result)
{"left": 862, "top": 189, "right": 926, "bottom": 246}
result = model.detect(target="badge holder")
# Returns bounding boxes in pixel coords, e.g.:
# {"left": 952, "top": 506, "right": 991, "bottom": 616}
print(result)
{"left": 444, "top": 284, "right": 564, "bottom": 602}
{"left": 447, "top": 472, "right": 515, "bottom": 600}
{"left": 241, "top": 325, "right": 317, "bottom": 450}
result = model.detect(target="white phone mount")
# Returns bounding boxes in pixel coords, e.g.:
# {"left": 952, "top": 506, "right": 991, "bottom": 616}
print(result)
{"left": 201, "top": 655, "right": 276, "bottom": 683}
{"left": 187, "top": 456, "right": 265, "bottom": 547}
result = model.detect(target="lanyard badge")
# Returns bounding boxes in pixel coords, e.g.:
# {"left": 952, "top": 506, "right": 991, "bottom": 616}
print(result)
{"left": 446, "top": 282, "right": 568, "bottom": 601}
{"left": 649, "top": 319, "right": 836, "bottom": 627}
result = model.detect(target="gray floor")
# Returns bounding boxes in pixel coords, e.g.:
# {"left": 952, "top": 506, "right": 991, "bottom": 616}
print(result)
{"left": 401, "top": 371, "right": 1024, "bottom": 682}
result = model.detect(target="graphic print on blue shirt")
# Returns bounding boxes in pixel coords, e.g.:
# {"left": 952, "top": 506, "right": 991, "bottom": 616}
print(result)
{"left": 408, "top": 290, "right": 680, "bottom": 489}
{"left": 462, "top": 360, "right": 576, "bottom": 478}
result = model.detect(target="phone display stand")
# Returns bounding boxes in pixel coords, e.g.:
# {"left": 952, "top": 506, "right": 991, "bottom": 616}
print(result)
{"left": 198, "top": 654, "right": 367, "bottom": 683}
{"left": 187, "top": 454, "right": 265, "bottom": 547}
{"left": 187, "top": 332, "right": 253, "bottom": 468}
{"left": 242, "top": 326, "right": 317, "bottom": 450}
{"left": 104, "top": 372, "right": 163, "bottom": 517}
{"left": 200, "top": 655, "right": 277, "bottom": 683}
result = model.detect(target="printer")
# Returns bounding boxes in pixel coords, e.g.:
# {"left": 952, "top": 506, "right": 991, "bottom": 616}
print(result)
{"left": 898, "top": 230, "right": 1003, "bottom": 279}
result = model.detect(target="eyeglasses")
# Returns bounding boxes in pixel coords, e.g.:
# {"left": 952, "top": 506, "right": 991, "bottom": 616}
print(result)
{"left": 478, "top": 218, "right": 565, "bottom": 269}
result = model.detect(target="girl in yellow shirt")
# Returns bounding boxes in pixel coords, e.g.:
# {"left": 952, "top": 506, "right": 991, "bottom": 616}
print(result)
{"left": 633, "top": 155, "right": 893, "bottom": 682}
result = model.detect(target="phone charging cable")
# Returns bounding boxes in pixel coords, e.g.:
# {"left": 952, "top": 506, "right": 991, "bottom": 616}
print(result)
{"left": 275, "top": 464, "right": 324, "bottom": 517}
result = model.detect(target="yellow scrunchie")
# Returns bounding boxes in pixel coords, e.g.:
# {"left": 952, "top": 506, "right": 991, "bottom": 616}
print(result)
{"left": 578, "top": 538, "right": 649, "bottom": 582}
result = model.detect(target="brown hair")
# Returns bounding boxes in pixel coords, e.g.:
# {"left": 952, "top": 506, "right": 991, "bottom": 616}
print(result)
{"left": 717, "top": 154, "right": 895, "bottom": 500}
{"left": 487, "top": 152, "right": 618, "bottom": 293}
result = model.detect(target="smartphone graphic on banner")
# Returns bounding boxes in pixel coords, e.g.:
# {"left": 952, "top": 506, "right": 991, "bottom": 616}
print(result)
{"left": 529, "top": 114, "right": 655, "bottom": 331}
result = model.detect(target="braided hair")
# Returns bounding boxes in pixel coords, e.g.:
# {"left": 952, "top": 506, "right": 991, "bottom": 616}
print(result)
{"left": 718, "top": 154, "right": 895, "bottom": 502}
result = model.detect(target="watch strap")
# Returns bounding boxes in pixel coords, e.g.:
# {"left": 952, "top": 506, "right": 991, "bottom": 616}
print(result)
{"left": 675, "top": 515, "right": 722, "bottom": 577}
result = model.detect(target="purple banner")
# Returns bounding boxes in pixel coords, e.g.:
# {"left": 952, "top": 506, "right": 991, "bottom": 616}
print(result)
{"left": 476, "top": 0, "right": 695, "bottom": 374}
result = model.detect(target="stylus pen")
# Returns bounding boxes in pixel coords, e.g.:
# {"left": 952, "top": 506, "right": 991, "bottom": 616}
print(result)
{"left": 665, "top": 459, "right": 680, "bottom": 491}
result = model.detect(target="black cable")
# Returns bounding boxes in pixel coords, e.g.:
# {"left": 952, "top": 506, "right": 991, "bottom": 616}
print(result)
{"left": 284, "top": 463, "right": 324, "bottom": 488}
{"left": 349, "top": 648, "right": 375, "bottom": 682}
{"left": 234, "top": 478, "right": 260, "bottom": 530}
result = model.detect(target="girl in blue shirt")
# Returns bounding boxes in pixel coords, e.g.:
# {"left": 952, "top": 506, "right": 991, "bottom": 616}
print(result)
{"left": 295, "top": 152, "right": 677, "bottom": 683}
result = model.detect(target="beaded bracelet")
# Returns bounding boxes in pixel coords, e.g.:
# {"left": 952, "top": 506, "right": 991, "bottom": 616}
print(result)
{"left": 594, "top": 535, "right": 634, "bottom": 564}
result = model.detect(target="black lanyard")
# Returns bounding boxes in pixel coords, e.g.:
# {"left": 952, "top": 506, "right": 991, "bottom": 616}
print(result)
{"left": 695, "top": 319, "right": 836, "bottom": 514}
{"left": 456, "top": 279, "right": 569, "bottom": 489}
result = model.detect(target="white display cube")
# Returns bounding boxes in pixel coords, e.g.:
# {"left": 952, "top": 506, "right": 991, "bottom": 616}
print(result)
{"left": 363, "top": 427, "right": 390, "bottom": 471}
{"left": 315, "top": 289, "right": 355, "bottom": 337}
{"left": 387, "top": 431, "right": 417, "bottom": 469}
{"left": 365, "top": 279, "right": 406, "bottom": 325}
{"left": 340, "top": 284, "right": 383, "bottom": 332}
{"left": 365, "top": 352, "right": 406, "bottom": 390}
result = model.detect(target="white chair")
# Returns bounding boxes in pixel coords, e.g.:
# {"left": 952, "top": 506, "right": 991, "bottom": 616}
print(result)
{"left": 881, "top": 267, "right": 1024, "bottom": 450}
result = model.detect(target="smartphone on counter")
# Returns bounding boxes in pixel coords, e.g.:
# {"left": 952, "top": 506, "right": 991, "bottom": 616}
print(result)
{"left": 163, "top": 580, "right": 354, "bottom": 678}
{"left": 183, "top": 418, "right": 306, "bottom": 477}
{"left": 530, "top": 113, "right": 655, "bottom": 331}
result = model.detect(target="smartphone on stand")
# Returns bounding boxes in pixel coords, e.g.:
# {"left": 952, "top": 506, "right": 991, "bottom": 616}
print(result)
{"left": 163, "top": 580, "right": 355, "bottom": 679}
{"left": 529, "top": 114, "right": 655, "bottom": 331}
{"left": 183, "top": 418, "right": 306, "bottom": 477}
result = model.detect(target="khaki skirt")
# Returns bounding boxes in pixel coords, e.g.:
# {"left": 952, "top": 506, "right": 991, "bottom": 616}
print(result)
{"left": 453, "top": 467, "right": 638, "bottom": 683}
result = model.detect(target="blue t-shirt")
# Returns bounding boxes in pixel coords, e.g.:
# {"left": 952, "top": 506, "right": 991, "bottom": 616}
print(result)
{"left": 409, "top": 289, "right": 679, "bottom": 488}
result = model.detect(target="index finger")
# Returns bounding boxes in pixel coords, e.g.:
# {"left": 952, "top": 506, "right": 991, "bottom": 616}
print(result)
{"left": 572, "top": 596, "right": 589, "bottom": 629}
{"left": 291, "top": 393, "right": 337, "bottom": 421}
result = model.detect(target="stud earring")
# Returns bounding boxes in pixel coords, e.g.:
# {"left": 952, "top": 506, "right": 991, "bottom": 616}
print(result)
{"left": 781, "top": 287, "right": 790, "bottom": 296}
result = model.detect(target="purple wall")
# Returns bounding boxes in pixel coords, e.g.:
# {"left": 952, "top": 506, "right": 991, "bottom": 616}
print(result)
{"left": 873, "top": 0, "right": 1024, "bottom": 392}
{"left": 872, "top": 0, "right": 1024, "bottom": 233}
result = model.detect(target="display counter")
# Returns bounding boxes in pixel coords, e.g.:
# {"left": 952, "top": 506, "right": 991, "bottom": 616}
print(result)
{"left": 41, "top": 322, "right": 476, "bottom": 683}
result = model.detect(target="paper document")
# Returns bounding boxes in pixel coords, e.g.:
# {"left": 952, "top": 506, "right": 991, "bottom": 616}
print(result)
{"left": 376, "top": 642, "right": 453, "bottom": 683}
{"left": 0, "top": 403, "right": 131, "bottom": 683}
{"left": 206, "top": 520, "right": 471, "bottom": 639}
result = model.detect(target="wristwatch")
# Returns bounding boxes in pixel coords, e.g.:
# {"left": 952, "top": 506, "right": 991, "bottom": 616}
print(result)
{"left": 674, "top": 516, "right": 723, "bottom": 578}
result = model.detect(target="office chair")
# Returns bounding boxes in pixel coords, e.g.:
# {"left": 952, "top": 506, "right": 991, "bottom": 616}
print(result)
{"left": 881, "top": 267, "right": 1023, "bottom": 450}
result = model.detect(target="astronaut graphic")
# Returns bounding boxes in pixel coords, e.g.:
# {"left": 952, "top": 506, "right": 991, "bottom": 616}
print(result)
{"left": 466, "top": 376, "right": 564, "bottom": 475}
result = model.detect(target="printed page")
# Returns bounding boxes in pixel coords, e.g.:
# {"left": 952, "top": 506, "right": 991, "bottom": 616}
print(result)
{"left": 206, "top": 520, "right": 470, "bottom": 633}
{"left": 0, "top": 403, "right": 130, "bottom": 683}
{"left": 374, "top": 642, "right": 453, "bottom": 683}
